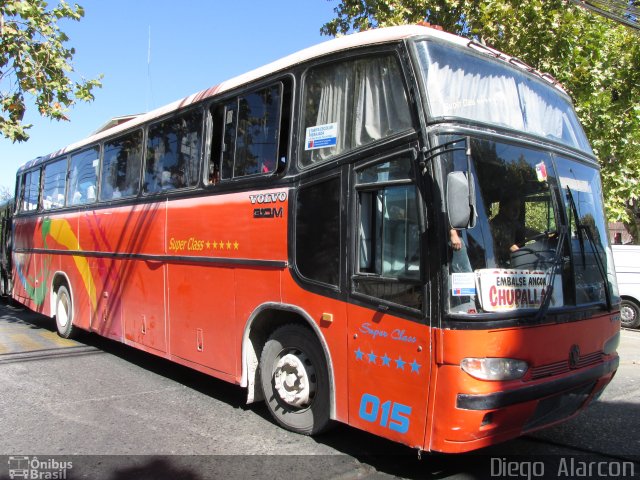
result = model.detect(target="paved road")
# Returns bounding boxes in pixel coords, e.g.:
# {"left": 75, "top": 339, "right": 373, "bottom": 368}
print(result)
{"left": 0, "top": 301, "right": 638, "bottom": 479}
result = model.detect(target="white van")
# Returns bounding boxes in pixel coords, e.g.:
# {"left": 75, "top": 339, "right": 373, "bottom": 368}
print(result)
{"left": 612, "top": 244, "right": 640, "bottom": 328}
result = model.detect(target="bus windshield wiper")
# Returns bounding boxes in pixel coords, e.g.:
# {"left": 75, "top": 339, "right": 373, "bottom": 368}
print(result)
{"left": 533, "top": 227, "right": 566, "bottom": 323}
{"left": 566, "top": 186, "right": 612, "bottom": 311}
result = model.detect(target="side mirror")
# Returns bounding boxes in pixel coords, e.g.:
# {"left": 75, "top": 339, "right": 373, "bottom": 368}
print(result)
{"left": 447, "top": 171, "right": 477, "bottom": 229}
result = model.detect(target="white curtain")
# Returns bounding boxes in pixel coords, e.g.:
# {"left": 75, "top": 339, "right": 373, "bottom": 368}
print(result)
{"left": 420, "top": 42, "right": 590, "bottom": 152}
{"left": 305, "top": 56, "right": 412, "bottom": 166}
{"left": 426, "top": 59, "right": 524, "bottom": 130}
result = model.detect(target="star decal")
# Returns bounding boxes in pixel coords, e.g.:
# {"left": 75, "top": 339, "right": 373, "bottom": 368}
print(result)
{"left": 234, "top": 241, "right": 239, "bottom": 250}
{"left": 409, "top": 360, "right": 421, "bottom": 373}
{"left": 352, "top": 347, "right": 420, "bottom": 375}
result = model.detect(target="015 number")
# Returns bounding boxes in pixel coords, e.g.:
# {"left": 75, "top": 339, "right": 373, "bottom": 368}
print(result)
{"left": 358, "top": 393, "right": 412, "bottom": 434}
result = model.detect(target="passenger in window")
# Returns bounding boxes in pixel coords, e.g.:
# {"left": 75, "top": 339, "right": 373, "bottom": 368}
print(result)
{"left": 209, "top": 166, "right": 220, "bottom": 185}
{"left": 449, "top": 227, "right": 475, "bottom": 310}
{"left": 170, "top": 168, "right": 185, "bottom": 189}
{"left": 491, "top": 199, "right": 525, "bottom": 267}
{"left": 261, "top": 160, "right": 273, "bottom": 173}
{"left": 450, "top": 229, "right": 472, "bottom": 273}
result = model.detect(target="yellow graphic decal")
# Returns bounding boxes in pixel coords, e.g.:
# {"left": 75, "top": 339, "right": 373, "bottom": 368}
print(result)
{"left": 46, "top": 218, "right": 97, "bottom": 311}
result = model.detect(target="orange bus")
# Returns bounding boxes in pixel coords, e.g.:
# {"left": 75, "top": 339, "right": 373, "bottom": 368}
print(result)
{"left": 8, "top": 25, "right": 620, "bottom": 453}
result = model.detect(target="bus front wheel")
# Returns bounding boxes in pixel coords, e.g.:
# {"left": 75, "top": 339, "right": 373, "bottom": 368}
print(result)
{"left": 259, "top": 324, "right": 331, "bottom": 435}
{"left": 55, "top": 285, "right": 76, "bottom": 338}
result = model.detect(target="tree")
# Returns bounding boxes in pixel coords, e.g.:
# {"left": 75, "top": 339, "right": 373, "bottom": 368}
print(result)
{"left": 0, "top": 0, "right": 102, "bottom": 142}
{"left": 321, "top": 1, "right": 640, "bottom": 238}
{"left": 0, "top": 185, "right": 12, "bottom": 201}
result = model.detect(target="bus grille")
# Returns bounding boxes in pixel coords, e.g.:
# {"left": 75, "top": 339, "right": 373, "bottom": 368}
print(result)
{"left": 529, "top": 351, "right": 603, "bottom": 380}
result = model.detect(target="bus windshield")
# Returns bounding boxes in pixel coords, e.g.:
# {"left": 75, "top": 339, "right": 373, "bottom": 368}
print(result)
{"left": 441, "top": 136, "right": 618, "bottom": 316}
{"left": 415, "top": 41, "right": 593, "bottom": 155}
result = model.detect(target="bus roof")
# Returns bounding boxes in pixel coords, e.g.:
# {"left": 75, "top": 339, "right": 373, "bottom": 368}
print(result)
{"left": 17, "top": 24, "right": 564, "bottom": 174}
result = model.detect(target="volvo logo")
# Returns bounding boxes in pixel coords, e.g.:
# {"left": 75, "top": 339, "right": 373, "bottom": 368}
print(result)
{"left": 569, "top": 344, "right": 580, "bottom": 369}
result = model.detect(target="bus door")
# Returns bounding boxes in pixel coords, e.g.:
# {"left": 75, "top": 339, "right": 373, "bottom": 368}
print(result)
{"left": 346, "top": 150, "right": 431, "bottom": 448}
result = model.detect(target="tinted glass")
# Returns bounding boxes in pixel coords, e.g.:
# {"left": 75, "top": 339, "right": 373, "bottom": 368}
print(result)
{"left": 556, "top": 159, "right": 614, "bottom": 305}
{"left": 21, "top": 170, "right": 40, "bottom": 212}
{"left": 145, "top": 110, "right": 203, "bottom": 193}
{"left": 416, "top": 41, "right": 592, "bottom": 154}
{"left": 354, "top": 157, "right": 422, "bottom": 310}
{"left": 101, "top": 130, "right": 142, "bottom": 200}
{"left": 221, "top": 85, "right": 281, "bottom": 179}
{"left": 42, "top": 158, "right": 67, "bottom": 210}
{"left": 295, "top": 177, "right": 340, "bottom": 286}
{"left": 301, "top": 55, "right": 412, "bottom": 167}
{"left": 67, "top": 147, "right": 99, "bottom": 206}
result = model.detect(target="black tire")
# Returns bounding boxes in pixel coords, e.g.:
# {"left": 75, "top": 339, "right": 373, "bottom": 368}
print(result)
{"left": 259, "top": 324, "right": 331, "bottom": 435}
{"left": 620, "top": 298, "right": 640, "bottom": 329}
{"left": 55, "top": 285, "right": 76, "bottom": 338}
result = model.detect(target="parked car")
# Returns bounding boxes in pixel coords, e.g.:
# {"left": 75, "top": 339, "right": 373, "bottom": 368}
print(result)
{"left": 612, "top": 244, "right": 640, "bottom": 328}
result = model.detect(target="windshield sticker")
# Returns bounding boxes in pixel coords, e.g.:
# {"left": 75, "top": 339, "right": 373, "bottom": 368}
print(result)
{"left": 451, "top": 272, "right": 476, "bottom": 296}
{"left": 305, "top": 122, "right": 337, "bottom": 150}
{"left": 559, "top": 176, "right": 591, "bottom": 193}
{"left": 477, "top": 269, "right": 563, "bottom": 312}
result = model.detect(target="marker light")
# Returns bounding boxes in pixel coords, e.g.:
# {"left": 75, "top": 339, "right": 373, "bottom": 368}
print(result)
{"left": 460, "top": 357, "right": 529, "bottom": 381}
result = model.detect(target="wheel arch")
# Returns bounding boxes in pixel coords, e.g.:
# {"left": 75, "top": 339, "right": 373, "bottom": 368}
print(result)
{"left": 49, "top": 271, "right": 73, "bottom": 319}
{"left": 620, "top": 294, "right": 640, "bottom": 305}
{"left": 241, "top": 302, "right": 337, "bottom": 420}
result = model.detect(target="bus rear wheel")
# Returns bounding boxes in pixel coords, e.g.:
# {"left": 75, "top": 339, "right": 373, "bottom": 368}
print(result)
{"left": 620, "top": 298, "right": 640, "bottom": 329}
{"left": 259, "top": 324, "right": 331, "bottom": 435}
{"left": 55, "top": 285, "right": 76, "bottom": 338}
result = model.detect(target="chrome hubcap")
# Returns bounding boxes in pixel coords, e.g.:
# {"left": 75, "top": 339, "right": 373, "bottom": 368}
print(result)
{"left": 273, "top": 351, "right": 316, "bottom": 408}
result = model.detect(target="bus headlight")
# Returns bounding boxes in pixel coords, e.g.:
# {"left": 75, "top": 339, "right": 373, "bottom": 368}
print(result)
{"left": 460, "top": 357, "right": 528, "bottom": 381}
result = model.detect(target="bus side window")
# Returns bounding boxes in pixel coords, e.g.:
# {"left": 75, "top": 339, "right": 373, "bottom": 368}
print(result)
{"left": 300, "top": 55, "right": 412, "bottom": 168}
{"left": 101, "top": 130, "right": 142, "bottom": 200}
{"left": 220, "top": 83, "right": 283, "bottom": 180}
{"left": 208, "top": 104, "right": 225, "bottom": 185}
{"left": 295, "top": 176, "right": 341, "bottom": 287}
{"left": 145, "top": 110, "right": 203, "bottom": 193}
{"left": 353, "top": 156, "right": 422, "bottom": 310}
{"left": 42, "top": 158, "right": 67, "bottom": 210}
{"left": 67, "top": 147, "right": 99, "bottom": 206}
{"left": 21, "top": 169, "right": 41, "bottom": 212}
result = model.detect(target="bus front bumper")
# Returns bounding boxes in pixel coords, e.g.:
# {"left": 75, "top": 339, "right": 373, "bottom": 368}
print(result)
{"left": 456, "top": 356, "right": 619, "bottom": 410}
{"left": 430, "top": 356, "right": 618, "bottom": 453}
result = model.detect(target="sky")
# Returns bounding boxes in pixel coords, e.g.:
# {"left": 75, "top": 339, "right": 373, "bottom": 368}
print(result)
{"left": 0, "top": 0, "right": 339, "bottom": 193}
